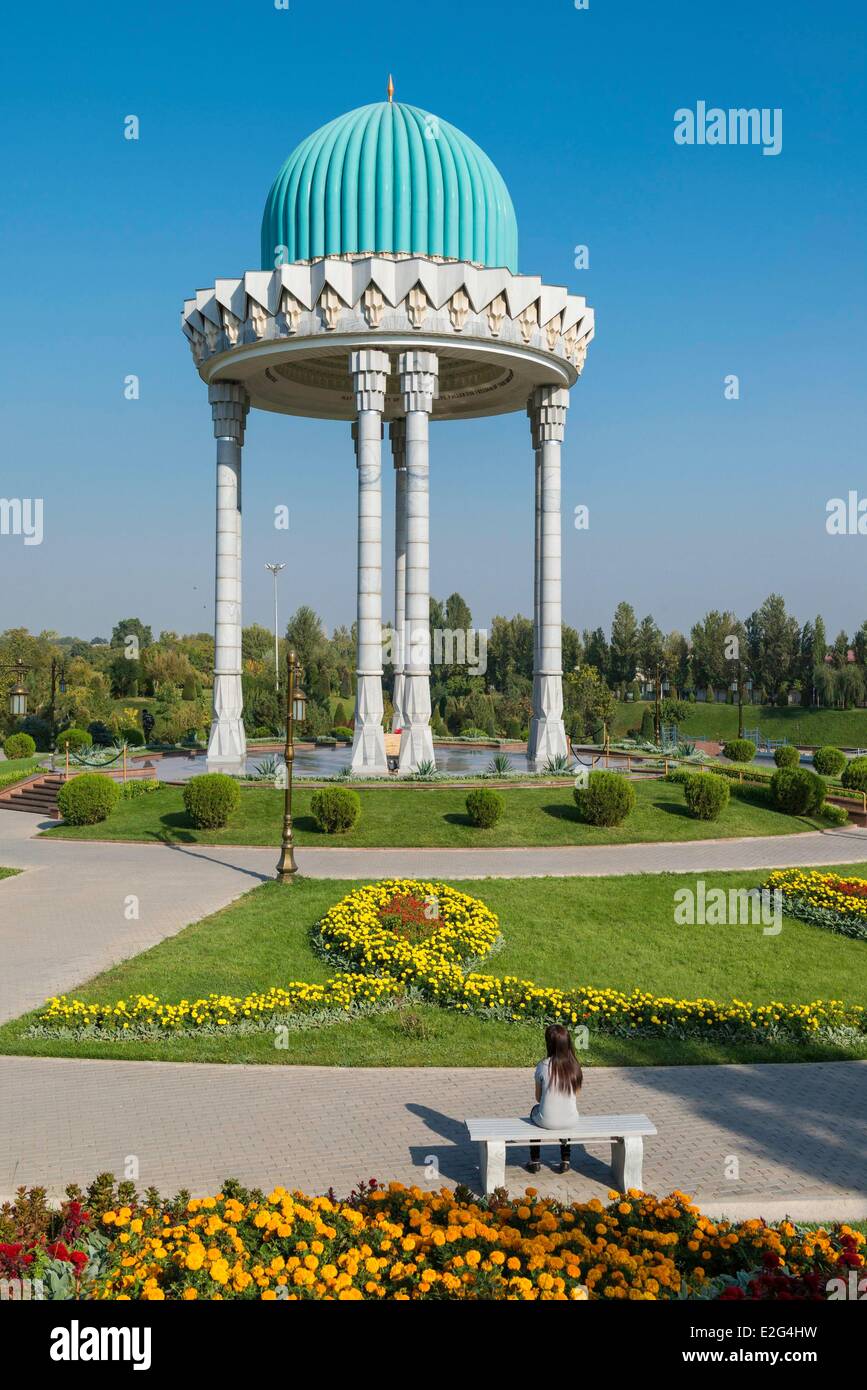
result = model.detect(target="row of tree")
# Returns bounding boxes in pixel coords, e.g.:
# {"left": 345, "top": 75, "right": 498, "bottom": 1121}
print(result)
{"left": 3, "top": 592, "right": 867, "bottom": 746}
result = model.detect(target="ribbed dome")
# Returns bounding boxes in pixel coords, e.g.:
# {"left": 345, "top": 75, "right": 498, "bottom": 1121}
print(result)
{"left": 260, "top": 101, "right": 518, "bottom": 273}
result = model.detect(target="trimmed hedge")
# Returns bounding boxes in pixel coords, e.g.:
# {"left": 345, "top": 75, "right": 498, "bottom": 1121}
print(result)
{"left": 773, "top": 745, "right": 800, "bottom": 769}
{"left": 722, "top": 739, "right": 756, "bottom": 764}
{"left": 813, "top": 746, "right": 846, "bottom": 777}
{"left": 332, "top": 726, "right": 353, "bottom": 742}
{"left": 841, "top": 756, "right": 867, "bottom": 794}
{"left": 821, "top": 802, "right": 850, "bottom": 827}
{"left": 770, "top": 767, "right": 826, "bottom": 816}
{"left": 59, "top": 728, "right": 91, "bottom": 751}
{"left": 310, "top": 786, "right": 361, "bottom": 834}
{"left": 3, "top": 732, "right": 36, "bottom": 759}
{"left": 465, "top": 788, "right": 504, "bottom": 828}
{"left": 57, "top": 774, "right": 120, "bottom": 825}
{"left": 182, "top": 773, "right": 240, "bottom": 829}
{"left": 683, "top": 771, "right": 730, "bottom": 821}
{"left": 574, "top": 770, "right": 635, "bottom": 827}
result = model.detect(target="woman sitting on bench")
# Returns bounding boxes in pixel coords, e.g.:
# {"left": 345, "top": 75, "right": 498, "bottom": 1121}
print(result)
{"left": 527, "top": 1023, "right": 583, "bottom": 1174}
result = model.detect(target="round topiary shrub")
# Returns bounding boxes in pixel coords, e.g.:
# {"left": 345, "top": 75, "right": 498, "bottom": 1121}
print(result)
{"left": 821, "top": 801, "right": 849, "bottom": 826}
{"left": 57, "top": 774, "right": 120, "bottom": 825}
{"left": 59, "top": 728, "right": 91, "bottom": 751}
{"left": 121, "top": 726, "right": 145, "bottom": 747}
{"left": 773, "top": 744, "right": 800, "bottom": 769}
{"left": 683, "top": 771, "right": 730, "bottom": 820}
{"left": 722, "top": 738, "right": 756, "bottom": 764}
{"left": 3, "top": 732, "right": 36, "bottom": 759}
{"left": 465, "top": 788, "right": 504, "bottom": 828}
{"left": 182, "top": 773, "right": 241, "bottom": 829}
{"left": 770, "top": 767, "right": 826, "bottom": 816}
{"left": 813, "top": 746, "right": 846, "bottom": 778}
{"left": 841, "top": 755, "right": 867, "bottom": 793}
{"left": 310, "top": 786, "right": 360, "bottom": 834}
{"left": 574, "top": 770, "right": 635, "bottom": 827}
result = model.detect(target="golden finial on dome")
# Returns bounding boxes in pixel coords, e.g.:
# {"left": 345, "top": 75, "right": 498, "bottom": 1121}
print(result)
{"left": 387, "top": 74, "right": 394, "bottom": 103}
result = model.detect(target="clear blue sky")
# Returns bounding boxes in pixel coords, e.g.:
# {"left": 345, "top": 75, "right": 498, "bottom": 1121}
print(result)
{"left": 1, "top": 0, "right": 865, "bottom": 642}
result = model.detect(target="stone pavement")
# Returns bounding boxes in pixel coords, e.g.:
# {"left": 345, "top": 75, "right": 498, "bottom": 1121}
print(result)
{"left": 2, "top": 1056, "right": 865, "bottom": 1219}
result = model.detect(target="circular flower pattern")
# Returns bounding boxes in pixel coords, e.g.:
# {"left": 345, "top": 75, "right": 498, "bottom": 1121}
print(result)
{"left": 35, "top": 877, "right": 866, "bottom": 1044}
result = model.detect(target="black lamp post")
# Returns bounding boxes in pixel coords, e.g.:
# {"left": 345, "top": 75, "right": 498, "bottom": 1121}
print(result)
{"left": 49, "top": 658, "right": 68, "bottom": 752}
{"left": 276, "top": 648, "right": 307, "bottom": 880}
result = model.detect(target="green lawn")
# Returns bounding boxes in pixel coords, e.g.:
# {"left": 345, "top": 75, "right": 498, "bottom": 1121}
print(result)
{"left": 41, "top": 779, "right": 826, "bottom": 848}
{"left": 0, "top": 757, "right": 41, "bottom": 790}
{"left": 615, "top": 701, "right": 867, "bottom": 747}
{"left": 4, "top": 867, "right": 865, "bottom": 1068}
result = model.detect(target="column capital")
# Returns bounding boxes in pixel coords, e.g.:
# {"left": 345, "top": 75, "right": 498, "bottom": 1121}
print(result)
{"left": 209, "top": 381, "right": 249, "bottom": 443}
{"left": 389, "top": 417, "right": 407, "bottom": 468}
{"left": 350, "top": 348, "right": 390, "bottom": 413}
{"left": 528, "top": 384, "right": 569, "bottom": 444}
{"left": 398, "top": 350, "right": 439, "bottom": 414}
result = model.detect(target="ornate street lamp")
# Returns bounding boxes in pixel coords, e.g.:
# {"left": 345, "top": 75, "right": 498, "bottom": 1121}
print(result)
{"left": 276, "top": 648, "right": 307, "bottom": 880}
{"left": 5, "top": 659, "right": 29, "bottom": 718}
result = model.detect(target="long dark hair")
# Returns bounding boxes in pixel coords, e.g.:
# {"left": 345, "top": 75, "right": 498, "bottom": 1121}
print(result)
{"left": 545, "top": 1024, "right": 583, "bottom": 1095}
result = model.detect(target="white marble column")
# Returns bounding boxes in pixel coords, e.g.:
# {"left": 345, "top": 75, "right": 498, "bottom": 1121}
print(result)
{"left": 390, "top": 417, "right": 407, "bottom": 731}
{"left": 207, "top": 381, "right": 249, "bottom": 773}
{"left": 398, "top": 351, "right": 438, "bottom": 774}
{"left": 528, "top": 385, "right": 569, "bottom": 766}
{"left": 349, "top": 349, "right": 389, "bottom": 776}
{"left": 528, "top": 399, "right": 542, "bottom": 688}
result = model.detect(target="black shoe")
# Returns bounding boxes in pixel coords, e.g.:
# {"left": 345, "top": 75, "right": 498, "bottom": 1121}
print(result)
{"left": 526, "top": 1161, "right": 541, "bottom": 1174}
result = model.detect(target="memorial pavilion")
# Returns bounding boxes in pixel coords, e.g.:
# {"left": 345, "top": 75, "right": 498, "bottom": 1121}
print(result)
{"left": 182, "top": 82, "right": 594, "bottom": 775}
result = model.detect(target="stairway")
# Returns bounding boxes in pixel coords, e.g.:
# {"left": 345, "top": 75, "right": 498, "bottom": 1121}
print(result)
{"left": 0, "top": 773, "right": 65, "bottom": 818}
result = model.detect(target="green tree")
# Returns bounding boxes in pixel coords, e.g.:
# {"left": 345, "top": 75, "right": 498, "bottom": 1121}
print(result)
{"left": 609, "top": 602, "right": 638, "bottom": 693}
{"left": 285, "top": 606, "right": 325, "bottom": 677}
{"left": 636, "top": 614, "right": 664, "bottom": 680}
{"left": 582, "top": 627, "right": 609, "bottom": 679}
{"left": 690, "top": 611, "right": 742, "bottom": 693}
{"left": 242, "top": 624, "right": 276, "bottom": 665}
{"left": 110, "top": 617, "right": 153, "bottom": 651}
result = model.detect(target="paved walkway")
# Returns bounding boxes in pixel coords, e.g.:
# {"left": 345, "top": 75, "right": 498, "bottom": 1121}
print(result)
{"left": 2, "top": 810, "right": 867, "bottom": 1025}
{"left": 2, "top": 1056, "right": 865, "bottom": 1218}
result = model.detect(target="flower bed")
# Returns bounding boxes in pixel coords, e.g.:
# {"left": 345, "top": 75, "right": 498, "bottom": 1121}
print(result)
{"left": 762, "top": 869, "right": 867, "bottom": 941}
{"left": 1, "top": 1177, "right": 862, "bottom": 1301}
{"left": 32, "top": 879, "right": 866, "bottom": 1044}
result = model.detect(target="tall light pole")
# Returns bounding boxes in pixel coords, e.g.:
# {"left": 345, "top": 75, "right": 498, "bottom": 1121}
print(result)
{"left": 264, "top": 563, "right": 286, "bottom": 693}
{"left": 276, "top": 648, "right": 307, "bottom": 880}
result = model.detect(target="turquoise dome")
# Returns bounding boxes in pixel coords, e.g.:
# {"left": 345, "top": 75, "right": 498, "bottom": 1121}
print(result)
{"left": 260, "top": 101, "right": 518, "bottom": 273}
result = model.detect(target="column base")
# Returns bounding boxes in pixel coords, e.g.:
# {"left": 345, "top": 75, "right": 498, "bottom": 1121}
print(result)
{"left": 391, "top": 672, "right": 406, "bottom": 732}
{"left": 351, "top": 673, "right": 389, "bottom": 776}
{"left": 528, "top": 672, "right": 567, "bottom": 768}
{"left": 398, "top": 673, "right": 435, "bottom": 773}
{"left": 207, "top": 674, "right": 246, "bottom": 774}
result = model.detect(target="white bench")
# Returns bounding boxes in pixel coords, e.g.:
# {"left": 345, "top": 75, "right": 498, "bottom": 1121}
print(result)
{"left": 466, "top": 1114, "right": 657, "bottom": 1195}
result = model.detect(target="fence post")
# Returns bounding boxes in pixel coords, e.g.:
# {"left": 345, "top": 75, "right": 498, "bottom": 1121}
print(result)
{"left": 627, "top": 755, "right": 631, "bottom": 774}
{"left": 65, "top": 743, "right": 69, "bottom": 780}
{"left": 123, "top": 746, "right": 127, "bottom": 784}
{"left": 664, "top": 758, "right": 668, "bottom": 776}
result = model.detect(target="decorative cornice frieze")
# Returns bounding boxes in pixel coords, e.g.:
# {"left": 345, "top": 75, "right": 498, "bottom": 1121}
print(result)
{"left": 182, "top": 256, "right": 594, "bottom": 382}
